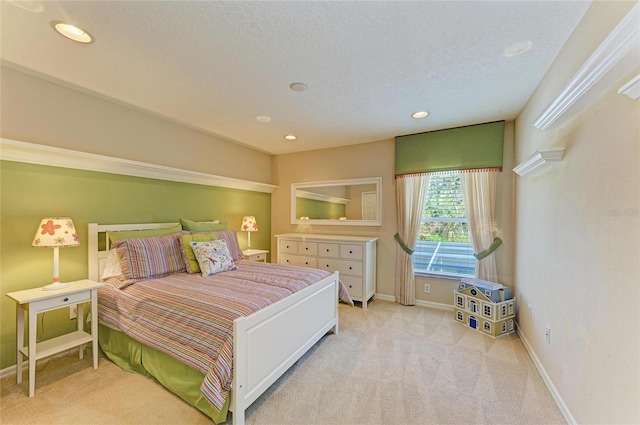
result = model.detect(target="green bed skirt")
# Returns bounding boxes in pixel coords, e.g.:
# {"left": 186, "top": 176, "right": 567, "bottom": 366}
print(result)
{"left": 99, "top": 324, "right": 230, "bottom": 423}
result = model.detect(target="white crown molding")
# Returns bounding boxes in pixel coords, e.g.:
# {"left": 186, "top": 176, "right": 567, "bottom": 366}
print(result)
{"left": 295, "top": 189, "right": 350, "bottom": 205}
{"left": 618, "top": 73, "right": 640, "bottom": 100}
{"left": 533, "top": 2, "right": 640, "bottom": 130}
{"left": 513, "top": 148, "right": 565, "bottom": 176}
{"left": 0, "top": 138, "right": 278, "bottom": 193}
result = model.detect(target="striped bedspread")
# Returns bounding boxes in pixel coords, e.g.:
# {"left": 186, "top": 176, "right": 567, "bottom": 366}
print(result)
{"left": 98, "top": 260, "right": 350, "bottom": 411}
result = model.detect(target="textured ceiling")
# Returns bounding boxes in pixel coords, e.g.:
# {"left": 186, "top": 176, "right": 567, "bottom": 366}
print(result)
{"left": 1, "top": 1, "right": 591, "bottom": 155}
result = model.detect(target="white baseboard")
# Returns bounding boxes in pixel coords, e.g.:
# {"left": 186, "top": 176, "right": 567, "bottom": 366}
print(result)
{"left": 0, "top": 361, "right": 26, "bottom": 380}
{"left": 0, "top": 349, "right": 77, "bottom": 380}
{"left": 374, "top": 293, "right": 454, "bottom": 311}
{"left": 516, "top": 324, "right": 575, "bottom": 425}
{"left": 415, "top": 299, "right": 454, "bottom": 311}
{"left": 373, "top": 293, "right": 394, "bottom": 302}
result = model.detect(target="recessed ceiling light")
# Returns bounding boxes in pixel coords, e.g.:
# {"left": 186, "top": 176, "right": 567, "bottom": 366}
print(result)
{"left": 256, "top": 116, "right": 271, "bottom": 122}
{"left": 503, "top": 40, "right": 532, "bottom": 57}
{"left": 51, "top": 21, "right": 94, "bottom": 44}
{"left": 412, "top": 111, "right": 429, "bottom": 119}
{"left": 284, "top": 135, "right": 297, "bottom": 141}
{"left": 289, "top": 82, "right": 308, "bottom": 92}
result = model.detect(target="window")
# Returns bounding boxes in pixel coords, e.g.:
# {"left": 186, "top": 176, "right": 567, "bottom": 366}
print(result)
{"left": 483, "top": 304, "right": 492, "bottom": 317}
{"left": 468, "top": 300, "right": 478, "bottom": 313}
{"left": 413, "top": 173, "right": 475, "bottom": 277}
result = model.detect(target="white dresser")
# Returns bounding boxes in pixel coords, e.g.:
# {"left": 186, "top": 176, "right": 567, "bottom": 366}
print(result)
{"left": 275, "top": 233, "right": 378, "bottom": 308}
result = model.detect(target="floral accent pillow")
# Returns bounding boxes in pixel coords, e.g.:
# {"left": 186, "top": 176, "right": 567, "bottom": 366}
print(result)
{"left": 190, "top": 240, "right": 237, "bottom": 277}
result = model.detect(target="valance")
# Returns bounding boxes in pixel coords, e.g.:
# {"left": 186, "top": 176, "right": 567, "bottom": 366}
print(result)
{"left": 395, "top": 121, "right": 504, "bottom": 176}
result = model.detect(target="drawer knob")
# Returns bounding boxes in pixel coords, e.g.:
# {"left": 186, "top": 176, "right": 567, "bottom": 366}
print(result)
{"left": 63, "top": 297, "right": 69, "bottom": 302}
{"left": 349, "top": 285, "right": 352, "bottom": 288}
{"left": 305, "top": 262, "right": 309, "bottom": 265}
{"left": 349, "top": 250, "right": 353, "bottom": 254}
{"left": 349, "top": 267, "right": 353, "bottom": 270}
{"left": 326, "top": 249, "right": 329, "bottom": 252}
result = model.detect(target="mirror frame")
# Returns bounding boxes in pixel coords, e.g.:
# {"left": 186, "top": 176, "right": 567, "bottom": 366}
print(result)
{"left": 291, "top": 177, "right": 382, "bottom": 226}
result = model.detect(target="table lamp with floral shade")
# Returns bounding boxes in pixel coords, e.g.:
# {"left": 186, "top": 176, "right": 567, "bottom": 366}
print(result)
{"left": 240, "top": 216, "right": 258, "bottom": 249}
{"left": 32, "top": 217, "right": 79, "bottom": 290}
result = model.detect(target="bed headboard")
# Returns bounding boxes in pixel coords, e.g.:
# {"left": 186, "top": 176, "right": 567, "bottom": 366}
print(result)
{"left": 87, "top": 222, "right": 180, "bottom": 281}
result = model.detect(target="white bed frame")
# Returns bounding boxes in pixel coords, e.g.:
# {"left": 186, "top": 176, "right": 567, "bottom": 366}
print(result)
{"left": 88, "top": 223, "right": 340, "bottom": 425}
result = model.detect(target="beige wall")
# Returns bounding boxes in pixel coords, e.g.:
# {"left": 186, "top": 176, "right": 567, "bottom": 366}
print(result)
{"left": 1, "top": 66, "right": 272, "bottom": 183}
{"left": 272, "top": 125, "right": 515, "bottom": 304}
{"left": 271, "top": 140, "right": 397, "bottom": 297}
{"left": 514, "top": 2, "right": 639, "bottom": 423}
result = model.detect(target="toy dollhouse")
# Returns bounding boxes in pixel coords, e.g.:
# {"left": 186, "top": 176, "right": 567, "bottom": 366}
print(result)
{"left": 454, "top": 278, "right": 516, "bottom": 338}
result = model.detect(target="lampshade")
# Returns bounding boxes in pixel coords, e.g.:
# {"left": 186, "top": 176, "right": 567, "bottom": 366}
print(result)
{"left": 32, "top": 217, "right": 79, "bottom": 291}
{"left": 240, "top": 216, "right": 258, "bottom": 232}
{"left": 240, "top": 216, "right": 258, "bottom": 250}
{"left": 32, "top": 217, "right": 80, "bottom": 248}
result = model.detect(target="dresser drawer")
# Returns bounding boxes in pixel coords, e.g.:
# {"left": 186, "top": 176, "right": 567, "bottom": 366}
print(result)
{"left": 339, "top": 260, "right": 362, "bottom": 276}
{"left": 275, "top": 233, "right": 377, "bottom": 309}
{"left": 32, "top": 290, "right": 90, "bottom": 312}
{"left": 318, "top": 259, "right": 362, "bottom": 276}
{"left": 298, "top": 242, "right": 318, "bottom": 256}
{"left": 340, "top": 244, "right": 363, "bottom": 260}
{"left": 281, "top": 254, "right": 318, "bottom": 268}
{"left": 341, "top": 275, "right": 363, "bottom": 298}
{"left": 318, "top": 243, "right": 339, "bottom": 258}
{"left": 279, "top": 240, "right": 298, "bottom": 254}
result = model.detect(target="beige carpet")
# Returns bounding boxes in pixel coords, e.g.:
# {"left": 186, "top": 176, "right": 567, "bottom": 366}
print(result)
{"left": 1, "top": 300, "right": 565, "bottom": 425}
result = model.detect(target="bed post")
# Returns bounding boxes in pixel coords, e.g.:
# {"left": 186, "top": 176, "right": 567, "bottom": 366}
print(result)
{"left": 332, "top": 271, "right": 340, "bottom": 334}
{"left": 88, "top": 223, "right": 99, "bottom": 282}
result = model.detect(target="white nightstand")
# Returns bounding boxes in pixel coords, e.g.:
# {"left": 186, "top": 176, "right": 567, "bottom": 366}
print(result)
{"left": 242, "top": 249, "right": 269, "bottom": 263}
{"left": 6, "top": 279, "right": 104, "bottom": 397}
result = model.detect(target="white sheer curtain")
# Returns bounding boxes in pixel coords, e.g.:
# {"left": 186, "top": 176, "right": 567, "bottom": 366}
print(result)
{"left": 394, "top": 174, "right": 428, "bottom": 305}
{"left": 461, "top": 170, "right": 501, "bottom": 282}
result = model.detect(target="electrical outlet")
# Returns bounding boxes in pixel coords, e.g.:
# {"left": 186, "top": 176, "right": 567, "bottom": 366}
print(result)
{"left": 70, "top": 305, "right": 77, "bottom": 320}
{"left": 545, "top": 325, "right": 551, "bottom": 344}
{"left": 423, "top": 283, "right": 431, "bottom": 293}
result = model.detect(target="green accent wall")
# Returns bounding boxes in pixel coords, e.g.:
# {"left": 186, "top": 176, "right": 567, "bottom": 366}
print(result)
{"left": 0, "top": 161, "right": 271, "bottom": 369}
{"left": 295, "top": 198, "right": 346, "bottom": 220}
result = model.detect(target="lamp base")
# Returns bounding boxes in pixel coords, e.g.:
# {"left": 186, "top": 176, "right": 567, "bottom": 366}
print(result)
{"left": 42, "top": 282, "right": 70, "bottom": 291}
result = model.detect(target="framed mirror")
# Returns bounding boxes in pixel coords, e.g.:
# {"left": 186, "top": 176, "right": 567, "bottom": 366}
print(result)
{"left": 291, "top": 177, "right": 382, "bottom": 226}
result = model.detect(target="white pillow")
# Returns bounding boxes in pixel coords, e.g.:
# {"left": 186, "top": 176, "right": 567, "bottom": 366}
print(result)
{"left": 190, "top": 240, "right": 237, "bottom": 277}
{"left": 101, "top": 249, "right": 123, "bottom": 280}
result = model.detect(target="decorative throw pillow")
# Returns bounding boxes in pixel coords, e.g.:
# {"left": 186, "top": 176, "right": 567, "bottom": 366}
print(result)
{"left": 213, "top": 230, "right": 243, "bottom": 261}
{"left": 101, "top": 248, "right": 123, "bottom": 280}
{"left": 112, "top": 233, "right": 186, "bottom": 288}
{"left": 180, "top": 232, "right": 218, "bottom": 273}
{"left": 190, "top": 240, "right": 237, "bottom": 277}
{"left": 180, "top": 218, "right": 229, "bottom": 232}
{"left": 107, "top": 224, "right": 182, "bottom": 243}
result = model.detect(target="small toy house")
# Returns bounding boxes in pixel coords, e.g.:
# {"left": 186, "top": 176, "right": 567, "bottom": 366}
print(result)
{"left": 454, "top": 278, "right": 516, "bottom": 338}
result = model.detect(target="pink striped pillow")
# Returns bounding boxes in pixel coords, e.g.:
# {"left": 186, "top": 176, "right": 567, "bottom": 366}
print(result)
{"left": 213, "top": 230, "right": 243, "bottom": 261}
{"left": 112, "top": 233, "right": 186, "bottom": 288}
